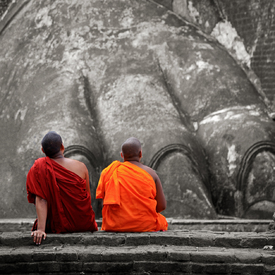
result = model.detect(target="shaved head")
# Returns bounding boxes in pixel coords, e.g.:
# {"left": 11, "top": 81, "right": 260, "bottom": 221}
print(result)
{"left": 121, "top": 137, "right": 141, "bottom": 160}
{"left": 41, "top": 131, "right": 62, "bottom": 157}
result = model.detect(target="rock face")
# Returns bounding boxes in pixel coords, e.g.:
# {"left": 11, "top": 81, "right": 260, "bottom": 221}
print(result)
{"left": 0, "top": 0, "right": 275, "bottom": 219}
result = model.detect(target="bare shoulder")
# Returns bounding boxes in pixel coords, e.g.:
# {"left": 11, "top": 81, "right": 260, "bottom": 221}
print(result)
{"left": 140, "top": 164, "right": 158, "bottom": 181}
{"left": 66, "top": 157, "right": 85, "bottom": 167}
{"left": 57, "top": 157, "right": 87, "bottom": 179}
{"left": 67, "top": 158, "right": 87, "bottom": 171}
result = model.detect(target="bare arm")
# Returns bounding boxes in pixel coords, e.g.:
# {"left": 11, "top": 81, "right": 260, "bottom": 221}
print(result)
{"left": 84, "top": 165, "right": 91, "bottom": 195}
{"left": 155, "top": 174, "right": 167, "bottom": 213}
{"left": 138, "top": 164, "right": 167, "bottom": 213}
{"left": 32, "top": 196, "right": 47, "bottom": 245}
{"left": 97, "top": 199, "right": 103, "bottom": 218}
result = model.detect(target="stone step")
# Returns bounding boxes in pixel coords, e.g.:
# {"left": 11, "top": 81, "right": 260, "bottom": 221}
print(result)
{"left": 0, "top": 218, "right": 273, "bottom": 232}
{"left": 1, "top": 220, "right": 275, "bottom": 274}
{"left": 1, "top": 230, "right": 275, "bottom": 249}
{"left": 0, "top": 243, "right": 275, "bottom": 274}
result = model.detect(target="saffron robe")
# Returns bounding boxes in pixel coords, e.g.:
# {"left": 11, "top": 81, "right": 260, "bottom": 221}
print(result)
{"left": 26, "top": 157, "right": 98, "bottom": 233}
{"left": 96, "top": 161, "right": 168, "bottom": 232}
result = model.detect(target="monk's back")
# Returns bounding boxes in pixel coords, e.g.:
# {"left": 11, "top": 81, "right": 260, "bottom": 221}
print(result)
{"left": 97, "top": 161, "right": 168, "bottom": 232}
{"left": 53, "top": 158, "right": 86, "bottom": 179}
{"left": 129, "top": 161, "right": 158, "bottom": 183}
{"left": 118, "top": 163, "right": 156, "bottom": 199}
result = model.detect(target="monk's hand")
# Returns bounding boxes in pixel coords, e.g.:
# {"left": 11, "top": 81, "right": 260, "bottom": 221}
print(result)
{"left": 31, "top": 230, "right": 46, "bottom": 245}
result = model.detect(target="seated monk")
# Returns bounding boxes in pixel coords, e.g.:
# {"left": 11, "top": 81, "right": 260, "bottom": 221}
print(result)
{"left": 26, "top": 131, "right": 98, "bottom": 245}
{"left": 96, "top": 137, "right": 168, "bottom": 232}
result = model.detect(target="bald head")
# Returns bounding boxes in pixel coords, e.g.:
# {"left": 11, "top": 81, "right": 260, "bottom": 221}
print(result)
{"left": 121, "top": 137, "right": 142, "bottom": 161}
{"left": 41, "top": 131, "right": 62, "bottom": 157}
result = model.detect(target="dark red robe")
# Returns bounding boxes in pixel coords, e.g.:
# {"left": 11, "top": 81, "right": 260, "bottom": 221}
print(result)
{"left": 26, "top": 157, "right": 98, "bottom": 233}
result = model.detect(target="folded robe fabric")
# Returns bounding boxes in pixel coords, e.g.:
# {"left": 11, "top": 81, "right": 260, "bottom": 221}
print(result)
{"left": 26, "top": 157, "right": 98, "bottom": 233}
{"left": 96, "top": 161, "right": 168, "bottom": 232}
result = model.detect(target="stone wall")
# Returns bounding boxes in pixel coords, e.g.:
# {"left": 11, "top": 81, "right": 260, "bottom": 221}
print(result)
{"left": 0, "top": 0, "right": 11, "bottom": 18}
{"left": 213, "top": 0, "right": 275, "bottom": 110}
{"left": 156, "top": 0, "right": 275, "bottom": 111}
{"left": 1, "top": 0, "right": 274, "bottom": 106}
{"left": 0, "top": 0, "right": 275, "bottom": 220}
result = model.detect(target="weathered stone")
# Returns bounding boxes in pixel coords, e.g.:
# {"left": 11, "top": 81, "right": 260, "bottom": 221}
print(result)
{"left": 78, "top": 247, "right": 103, "bottom": 262}
{"left": 133, "top": 261, "right": 190, "bottom": 273}
{"left": 214, "top": 235, "right": 242, "bottom": 248}
{"left": 166, "top": 250, "right": 190, "bottom": 262}
{"left": 56, "top": 251, "right": 78, "bottom": 262}
{"left": 1, "top": 230, "right": 275, "bottom": 274}
{"left": 0, "top": 249, "right": 32, "bottom": 263}
{"left": 190, "top": 250, "right": 235, "bottom": 263}
{"left": 124, "top": 234, "right": 150, "bottom": 246}
{"left": 60, "top": 262, "right": 83, "bottom": 272}
{"left": 37, "top": 261, "right": 60, "bottom": 272}
{"left": 32, "top": 251, "right": 56, "bottom": 262}
{"left": 231, "top": 263, "right": 264, "bottom": 274}
{"left": 1, "top": 0, "right": 275, "bottom": 220}
{"left": 240, "top": 237, "right": 268, "bottom": 248}
{"left": 234, "top": 250, "right": 262, "bottom": 264}
{"left": 204, "top": 263, "right": 229, "bottom": 274}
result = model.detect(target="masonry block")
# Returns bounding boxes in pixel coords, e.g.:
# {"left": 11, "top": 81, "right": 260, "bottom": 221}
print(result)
{"left": 83, "top": 262, "right": 107, "bottom": 272}
{"left": 56, "top": 251, "right": 78, "bottom": 262}
{"left": 38, "top": 261, "right": 60, "bottom": 272}
{"left": 261, "top": 253, "right": 275, "bottom": 265}
{"left": 0, "top": 251, "right": 32, "bottom": 263}
{"left": 78, "top": 248, "right": 103, "bottom": 262}
{"left": 240, "top": 237, "right": 268, "bottom": 248}
{"left": 204, "top": 263, "right": 229, "bottom": 273}
{"left": 264, "top": 265, "right": 275, "bottom": 275}
{"left": 166, "top": 250, "right": 190, "bottom": 262}
{"left": 124, "top": 234, "right": 150, "bottom": 246}
{"left": 133, "top": 261, "right": 190, "bottom": 273}
{"left": 191, "top": 263, "right": 205, "bottom": 273}
{"left": 189, "top": 236, "right": 214, "bottom": 247}
{"left": 146, "top": 247, "right": 169, "bottom": 261}
{"left": 32, "top": 251, "right": 56, "bottom": 261}
{"left": 83, "top": 262, "right": 133, "bottom": 273}
{"left": 214, "top": 236, "right": 242, "bottom": 248}
{"left": 0, "top": 263, "right": 18, "bottom": 274}
{"left": 60, "top": 262, "right": 83, "bottom": 272}
{"left": 47, "top": 234, "right": 82, "bottom": 246}
{"left": 0, "top": 233, "right": 31, "bottom": 247}
{"left": 150, "top": 235, "right": 189, "bottom": 246}
{"left": 101, "top": 249, "right": 136, "bottom": 262}
{"left": 105, "top": 262, "right": 134, "bottom": 273}
{"left": 231, "top": 263, "right": 264, "bottom": 274}
{"left": 16, "top": 262, "right": 38, "bottom": 273}
{"left": 88, "top": 234, "right": 126, "bottom": 246}
{"left": 190, "top": 250, "right": 235, "bottom": 263}
{"left": 234, "top": 250, "right": 262, "bottom": 263}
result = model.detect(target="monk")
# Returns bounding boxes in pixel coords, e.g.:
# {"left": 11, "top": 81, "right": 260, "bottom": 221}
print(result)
{"left": 26, "top": 131, "right": 98, "bottom": 245}
{"left": 96, "top": 137, "right": 168, "bottom": 232}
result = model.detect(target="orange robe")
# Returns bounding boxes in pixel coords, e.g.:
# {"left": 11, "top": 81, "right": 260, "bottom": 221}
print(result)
{"left": 96, "top": 161, "right": 168, "bottom": 232}
{"left": 26, "top": 157, "right": 98, "bottom": 233}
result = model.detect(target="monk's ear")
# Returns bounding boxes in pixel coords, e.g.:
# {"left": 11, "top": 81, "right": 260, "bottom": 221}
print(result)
{"left": 41, "top": 147, "right": 45, "bottom": 154}
{"left": 120, "top": 152, "right": 124, "bottom": 159}
{"left": 139, "top": 150, "right": 142, "bottom": 159}
{"left": 60, "top": 143, "right": 65, "bottom": 152}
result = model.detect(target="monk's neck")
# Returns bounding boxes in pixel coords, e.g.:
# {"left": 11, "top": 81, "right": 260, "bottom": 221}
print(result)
{"left": 124, "top": 158, "right": 140, "bottom": 163}
{"left": 127, "top": 161, "right": 139, "bottom": 164}
{"left": 50, "top": 152, "right": 64, "bottom": 160}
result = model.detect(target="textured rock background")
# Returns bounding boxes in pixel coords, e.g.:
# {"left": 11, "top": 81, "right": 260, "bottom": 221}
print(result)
{"left": 0, "top": 0, "right": 11, "bottom": 17}
{"left": 0, "top": 0, "right": 275, "bottom": 220}
{"left": 155, "top": 0, "right": 275, "bottom": 111}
